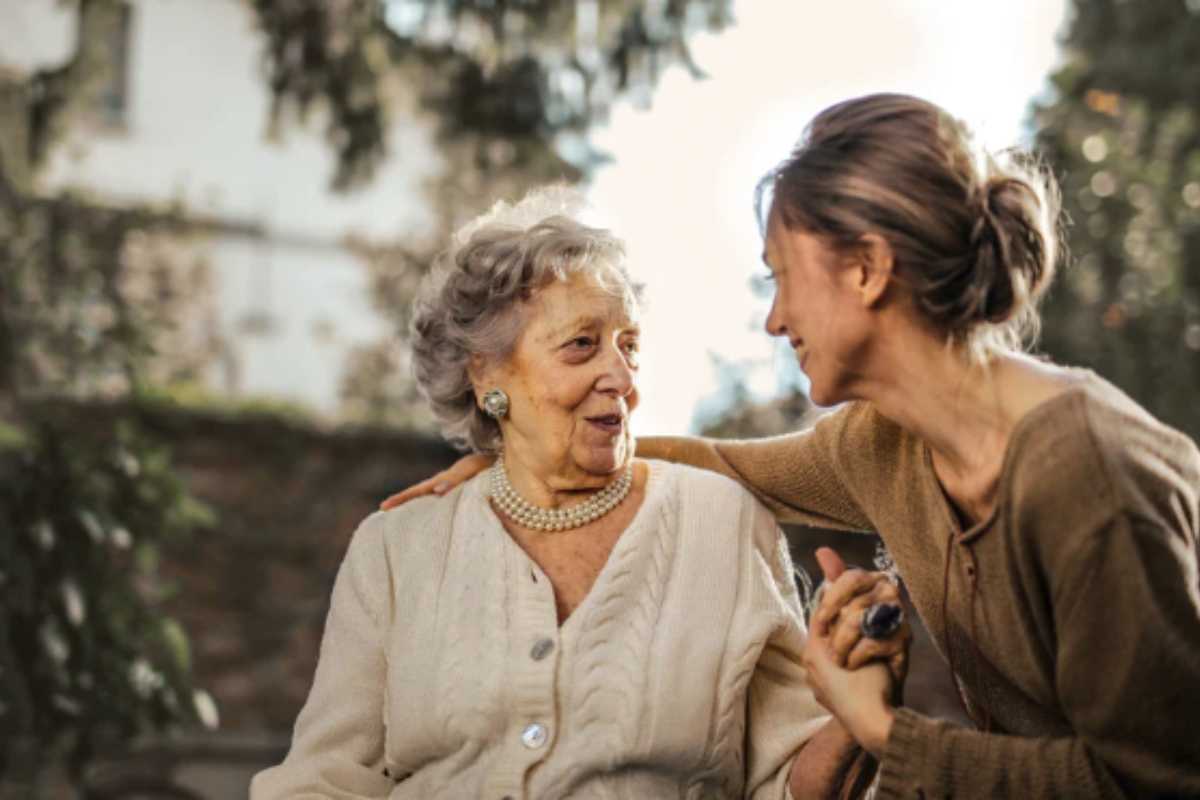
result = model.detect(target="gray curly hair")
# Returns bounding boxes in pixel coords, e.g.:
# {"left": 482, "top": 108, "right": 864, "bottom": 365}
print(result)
{"left": 411, "top": 187, "right": 642, "bottom": 453}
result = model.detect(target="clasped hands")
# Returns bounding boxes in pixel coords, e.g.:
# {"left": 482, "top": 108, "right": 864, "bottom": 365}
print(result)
{"left": 803, "top": 546, "right": 910, "bottom": 759}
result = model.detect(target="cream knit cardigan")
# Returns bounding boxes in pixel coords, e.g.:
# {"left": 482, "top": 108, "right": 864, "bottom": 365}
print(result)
{"left": 251, "top": 460, "right": 829, "bottom": 799}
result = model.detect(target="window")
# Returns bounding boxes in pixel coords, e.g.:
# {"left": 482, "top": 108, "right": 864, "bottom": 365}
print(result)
{"left": 91, "top": 1, "right": 133, "bottom": 128}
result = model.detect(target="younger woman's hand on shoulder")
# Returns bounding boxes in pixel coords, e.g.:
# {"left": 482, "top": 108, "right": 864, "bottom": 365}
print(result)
{"left": 379, "top": 453, "right": 494, "bottom": 510}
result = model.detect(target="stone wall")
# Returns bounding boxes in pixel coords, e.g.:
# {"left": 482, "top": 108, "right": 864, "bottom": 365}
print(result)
{"left": 125, "top": 404, "right": 461, "bottom": 734}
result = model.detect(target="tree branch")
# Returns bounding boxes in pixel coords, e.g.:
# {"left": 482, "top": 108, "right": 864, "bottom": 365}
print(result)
{"left": 27, "top": 0, "right": 124, "bottom": 168}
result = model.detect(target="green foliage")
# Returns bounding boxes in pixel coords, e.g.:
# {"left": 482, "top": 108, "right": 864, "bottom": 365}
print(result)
{"left": 1, "top": 39, "right": 217, "bottom": 786}
{"left": 249, "top": 0, "right": 733, "bottom": 188}
{"left": 0, "top": 153, "right": 222, "bottom": 409}
{"left": 0, "top": 181, "right": 145, "bottom": 402}
{"left": 0, "top": 415, "right": 216, "bottom": 786}
{"left": 136, "top": 380, "right": 319, "bottom": 428}
{"left": 1035, "top": 0, "right": 1200, "bottom": 440}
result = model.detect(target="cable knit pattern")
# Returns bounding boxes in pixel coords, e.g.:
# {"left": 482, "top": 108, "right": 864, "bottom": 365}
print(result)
{"left": 538, "top": 491, "right": 679, "bottom": 800}
{"left": 625, "top": 499, "right": 677, "bottom": 736}
{"left": 705, "top": 500, "right": 765, "bottom": 795}
{"left": 712, "top": 635, "right": 765, "bottom": 794}
{"left": 436, "top": 519, "right": 504, "bottom": 784}
{"left": 251, "top": 460, "right": 830, "bottom": 800}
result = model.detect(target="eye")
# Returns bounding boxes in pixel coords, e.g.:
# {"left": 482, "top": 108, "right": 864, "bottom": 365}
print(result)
{"left": 561, "top": 336, "right": 597, "bottom": 357}
{"left": 620, "top": 337, "right": 641, "bottom": 368}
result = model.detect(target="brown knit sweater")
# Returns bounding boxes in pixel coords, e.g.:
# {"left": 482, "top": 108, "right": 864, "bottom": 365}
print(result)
{"left": 642, "top": 372, "right": 1200, "bottom": 799}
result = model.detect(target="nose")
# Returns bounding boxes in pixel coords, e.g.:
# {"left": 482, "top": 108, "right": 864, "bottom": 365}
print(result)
{"left": 765, "top": 293, "right": 787, "bottom": 339}
{"left": 595, "top": 342, "right": 636, "bottom": 398}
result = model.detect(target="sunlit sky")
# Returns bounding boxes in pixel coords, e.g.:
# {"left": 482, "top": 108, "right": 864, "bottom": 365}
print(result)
{"left": 585, "top": 0, "right": 1069, "bottom": 435}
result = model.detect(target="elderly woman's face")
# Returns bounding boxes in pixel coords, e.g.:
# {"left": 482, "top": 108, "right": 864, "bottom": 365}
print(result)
{"left": 485, "top": 267, "right": 640, "bottom": 485}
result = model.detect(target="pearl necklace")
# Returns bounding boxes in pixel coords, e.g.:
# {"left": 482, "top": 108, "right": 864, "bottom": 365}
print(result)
{"left": 489, "top": 457, "right": 634, "bottom": 532}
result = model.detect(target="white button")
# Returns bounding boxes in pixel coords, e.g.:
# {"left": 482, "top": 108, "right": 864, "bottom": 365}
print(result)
{"left": 521, "top": 722, "right": 548, "bottom": 749}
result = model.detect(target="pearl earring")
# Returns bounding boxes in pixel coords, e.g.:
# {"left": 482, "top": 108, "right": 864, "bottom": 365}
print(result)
{"left": 481, "top": 389, "right": 510, "bottom": 420}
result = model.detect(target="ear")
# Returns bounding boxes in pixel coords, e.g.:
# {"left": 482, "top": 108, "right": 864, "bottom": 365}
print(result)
{"left": 850, "top": 233, "right": 894, "bottom": 309}
{"left": 467, "top": 354, "right": 493, "bottom": 405}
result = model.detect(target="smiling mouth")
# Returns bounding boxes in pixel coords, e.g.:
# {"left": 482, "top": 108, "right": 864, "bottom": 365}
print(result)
{"left": 791, "top": 341, "right": 809, "bottom": 371}
{"left": 586, "top": 414, "right": 624, "bottom": 434}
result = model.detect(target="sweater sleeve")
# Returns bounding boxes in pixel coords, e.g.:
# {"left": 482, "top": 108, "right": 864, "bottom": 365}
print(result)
{"left": 250, "top": 512, "right": 395, "bottom": 800}
{"left": 744, "top": 501, "right": 835, "bottom": 799}
{"left": 876, "top": 511, "right": 1200, "bottom": 799}
{"left": 639, "top": 406, "right": 874, "bottom": 532}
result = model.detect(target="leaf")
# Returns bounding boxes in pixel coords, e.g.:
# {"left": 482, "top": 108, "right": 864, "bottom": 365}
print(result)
{"left": 160, "top": 617, "right": 191, "bottom": 672}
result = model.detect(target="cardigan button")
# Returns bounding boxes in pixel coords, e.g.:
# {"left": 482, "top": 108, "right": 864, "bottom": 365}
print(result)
{"left": 521, "top": 722, "right": 548, "bottom": 749}
{"left": 530, "top": 638, "right": 555, "bottom": 661}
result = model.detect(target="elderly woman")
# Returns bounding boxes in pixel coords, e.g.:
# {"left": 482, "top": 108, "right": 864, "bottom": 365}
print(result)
{"left": 251, "top": 189, "right": 907, "bottom": 799}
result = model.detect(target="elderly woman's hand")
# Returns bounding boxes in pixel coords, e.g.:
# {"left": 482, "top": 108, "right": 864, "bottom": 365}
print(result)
{"left": 803, "top": 626, "right": 895, "bottom": 758}
{"left": 379, "top": 453, "right": 494, "bottom": 510}
{"left": 809, "top": 547, "right": 911, "bottom": 689}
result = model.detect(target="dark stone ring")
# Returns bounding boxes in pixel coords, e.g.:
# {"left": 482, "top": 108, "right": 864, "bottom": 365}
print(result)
{"left": 861, "top": 603, "right": 904, "bottom": 640}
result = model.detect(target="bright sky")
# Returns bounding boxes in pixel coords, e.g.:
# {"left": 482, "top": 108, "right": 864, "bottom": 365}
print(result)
{"left": 586, "top": 0, "right": 1069, "bottom": 435}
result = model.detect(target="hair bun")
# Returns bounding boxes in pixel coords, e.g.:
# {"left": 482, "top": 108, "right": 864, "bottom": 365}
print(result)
{"left": 964, "top": 173, "right": 1056, "bottom": 326}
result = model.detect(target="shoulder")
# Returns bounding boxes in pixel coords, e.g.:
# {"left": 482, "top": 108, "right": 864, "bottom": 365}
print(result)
{"left": 759, "top": 400, "right": 903, "bottom": 454}
{"left": 835, "top": 401, "right": 920, "bottom": 475}
{"left": 362, "top": 476, "right": 485, "bottom": 560}
{"left": 380, "top": 471, "right": 485, "bottom": 527}
{"left": 1014, "top": 376, "right": 1198, "bottom": 505}
{"left": 840, "top": 400, "right": 907, "bottom": 449}
{"left": 375, "top": 491, "right": 455, "bottom": 535}
{"left": 649, "top": 459, "right": 786, "bottom": 556}
{"left": 655, "top": 458, "right": 757, "bottom": 500}
{"left": 800, "top": 402, "right": 922, "bottom": 506}
{"left": 1007, "top": 373, "right": 1200, "bottom": 555}
{"left": 1075, "top": 377, "right": 1200, "bottom": 495}
{"left": 651, "top": 459, "right": 772, "bottom": 525}
{"left": 722, "top": 401, "right": 910, "bottom": 482}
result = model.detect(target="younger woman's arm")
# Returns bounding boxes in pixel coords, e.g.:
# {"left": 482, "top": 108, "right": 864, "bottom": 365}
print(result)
{"left": 382, "top": 403, "right": 877, "bottom": 536}
{"left": 638, "top": 404, "right": 873, "bottom": 532}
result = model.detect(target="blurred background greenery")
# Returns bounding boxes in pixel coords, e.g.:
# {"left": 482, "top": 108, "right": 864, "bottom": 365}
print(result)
{"left": 1, "top": 0, "right": 1198, "bottom": 797}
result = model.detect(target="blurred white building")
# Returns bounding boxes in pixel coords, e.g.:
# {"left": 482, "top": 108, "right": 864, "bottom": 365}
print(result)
{"left": 0, "top": 0, "right": 441, "bottom": 416}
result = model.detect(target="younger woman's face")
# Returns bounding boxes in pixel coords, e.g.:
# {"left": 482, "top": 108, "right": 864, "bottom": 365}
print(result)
{"left": 762, "top": 213, "right": 875, "bottom": 406}
{"left": 481, "top": 267, "right": 640, "bottom": 488}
